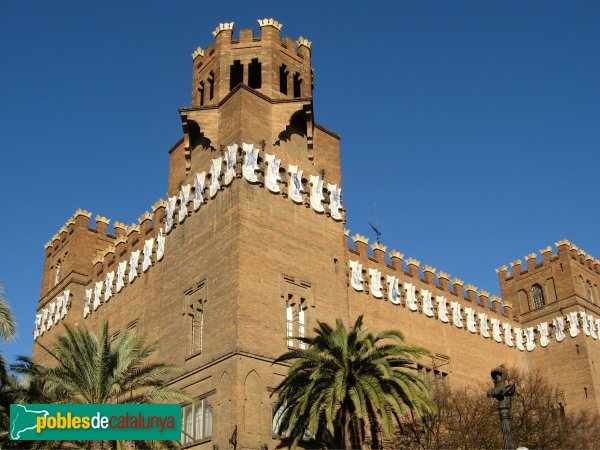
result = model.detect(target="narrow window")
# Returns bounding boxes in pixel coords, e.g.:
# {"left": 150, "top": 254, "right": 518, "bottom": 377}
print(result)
{"left": 586, "top": 281, "right": 595, "bottom": 303}
{"left": 54, "top": 260, "right": 62, "bottom": 285}
{"left": 279, "top": 64, "right": 288, "bottom": 94}
{"left": 293, "top": 72, "right": 302, "bottom": 97}
{"left": 208, "top": 72, "right": 214, "bottom": 100}
{"left": 531, "top": 284, "right": 545, "bottom": 309}
{"left": 298, "top": 300, "right": 306, "bottom": 349}
{"left": 248, "top": 58, "right": 261, "bottom": 89}
{"left": 189, "top": 309, "right": 203, "bottom": 354}
{"left": 230, "top": 60, "right": 243, "bottom": 90}
{"left": 181, "top": 397, "right": 213, "bottom": 444}
{"left": 584, "top": 387, "right": 588, "bottom": 398}
{"left": 286, "top": 297, "right": 294, "bottom": 347}
{"left": 198, "top": 81, "right": 205, "bottom": 106}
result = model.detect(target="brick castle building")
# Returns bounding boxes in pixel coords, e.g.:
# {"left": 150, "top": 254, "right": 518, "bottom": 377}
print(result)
{"left": 33, "top": 19, "right": 600, "bottom": 449}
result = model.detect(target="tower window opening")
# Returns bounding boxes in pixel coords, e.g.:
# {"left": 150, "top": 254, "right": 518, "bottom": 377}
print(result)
{"left": 187, "top": 305, "right": 204, "bottom": 355}
{"left": 279, "top": 64, "right": 288, "bottom": 94}
{"left": 293, "top": 72, "right": 302, "bottom": 98}
{"left": 531, "top": 284, "right": 545, "bottom": 309}
{"left": 285, "top": 295, "right": 307, "bottom": 349}
{"left": 230, "top": 60, "right": 244, "bottom": 91}
{"left": 54, "top": 260, "right": 62, "bottom": 285}
{"left": 584, "top": 387, "right": 588, "bottom": 398}
{"left": 248, "top": 58, "right": 261, "bottom": 89}
{"left": 208, "top": 72, "right": 215, "bottom": 100}
{"left": 586, "top": 281, "right": 595, "bottom": 303}
{"left": 198, "top": 81, "right": 205, "bottom": 106}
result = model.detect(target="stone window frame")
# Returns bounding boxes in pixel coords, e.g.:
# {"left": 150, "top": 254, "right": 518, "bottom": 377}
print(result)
{"left": 531, "top": 283, "right": 545, "bottom": 309}
{"left": 183, "top": 279, "right": 207, "bottom": 357}
{"left": 281, "top": 275, "right": 313, "bottom": 350}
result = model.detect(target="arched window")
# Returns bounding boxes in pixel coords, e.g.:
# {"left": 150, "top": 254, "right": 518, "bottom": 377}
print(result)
{"left": 54, "top": 260, "right": 62, "bottom": 285}
{"left": 586, "top": 281, "right": 595, "bottom": 303}
{"left": 531, "top": 284, "right": 545, "bottom": 309}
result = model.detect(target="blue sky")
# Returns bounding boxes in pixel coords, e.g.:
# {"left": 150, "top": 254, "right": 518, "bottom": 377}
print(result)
{"left": 1, "top": 1, "right": 599, "bottom": 362}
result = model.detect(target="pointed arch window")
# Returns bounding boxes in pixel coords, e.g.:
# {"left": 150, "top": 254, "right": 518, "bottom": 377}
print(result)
{"left": 531, "top": 284, "right": 545, "bottom": 309}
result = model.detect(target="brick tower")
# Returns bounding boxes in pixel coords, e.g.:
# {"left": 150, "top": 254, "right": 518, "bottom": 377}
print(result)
{"left": 35, "top": 19, "right": 349, "bottom": 449}
{"left": 33, "top": 18, "right": 600, "bottom": 450}
{"left": 498, "top": 242, "right": 600, "bottom": 415}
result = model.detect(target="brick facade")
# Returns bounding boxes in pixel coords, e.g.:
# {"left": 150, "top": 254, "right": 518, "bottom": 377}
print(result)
{"left": 33, "top": 19, "right": 600, "bottom": 449}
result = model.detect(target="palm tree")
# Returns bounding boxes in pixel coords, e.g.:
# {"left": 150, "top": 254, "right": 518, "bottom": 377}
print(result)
{"left": 271, "top": 315, "right": 434, "bottom": 449}
{"left": 12, "top": 321, "right": 193, "bottom": 449}
{"left": 0, "top": 283, "right": 16, "bottom": 381}
{"left": 0, "top": 283, "right": 16, "bottom": 442}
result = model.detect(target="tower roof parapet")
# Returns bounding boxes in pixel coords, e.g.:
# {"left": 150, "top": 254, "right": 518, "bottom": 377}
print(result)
{"left": 138, "top": 211, "right": 153, "bottom": 224}
{"left": 352, "top": 234, "right": 369, "bottom": 245}
{"left": 296, "top": 36, "right": 312, "bottom": 49}
{"left": 371, "top": 242, "right": 387, "bottom": 253}
{"left": 212, "top": 22, "right": 234, "bottom": 38}
{"left": 257, "top": 18, "right": 282, "bottom": 31}
{"left": 191, "top": 47, "right": 204, "bottom": 59}
{"left": 74, "top": 209, "right": 92, "bottom": 219}
{"left": 126, "top": 224, "right": 140, "bottom": 235}
{"left": 95, "top": 215, "right": 110, "bottom": 225}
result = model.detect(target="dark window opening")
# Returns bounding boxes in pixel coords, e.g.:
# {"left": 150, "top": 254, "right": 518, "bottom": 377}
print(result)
{"left": 293, "top": 72, "right": 302, "bottom": 98}
{"left": 279, "top": 64, "right": 288, "bottom": 94}
{"left": 208, "top": 72, "right": 214, "bottom": 100}
{"left": 198, "top": 81, "right": 205, "bottom": 106}
{"left": 584, "top": 387, "right": 588, "bottom": 398}
{"left": 248, "top": 58, "right": 261, "bottom": 89}
{"left": 230, "top": 60, "right": 243, "bottom": 91}
{"left": 531, "top": 284, "right": 545, "bottom": 309}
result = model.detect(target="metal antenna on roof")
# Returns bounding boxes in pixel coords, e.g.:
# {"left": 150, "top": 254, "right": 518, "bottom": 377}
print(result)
{"left": 370, "top": 203, "right": 382, "bottom": 243}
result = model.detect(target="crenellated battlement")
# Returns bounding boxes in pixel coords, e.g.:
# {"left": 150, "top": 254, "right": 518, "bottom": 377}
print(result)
{"left": 189, "top": 19, "right": 314, "bottom": 107}
{"left": 257, "top": 18, "right": 282, "bottom": 31}
{"left": 347, "top": 233, "right": 508, "bottom": 317}
{"left": 497, "top": 239, "right": 600, "bottom": 323}
{"left": 497, "top": 239, "right": 600, "bottom": 281}
{"left": 212, "top": 22, "right": 235, "bottom": 38}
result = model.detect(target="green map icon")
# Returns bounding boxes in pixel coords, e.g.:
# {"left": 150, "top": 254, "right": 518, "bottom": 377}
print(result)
{"left": 10, "top": 404, "right": 49, "bottom": 440}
